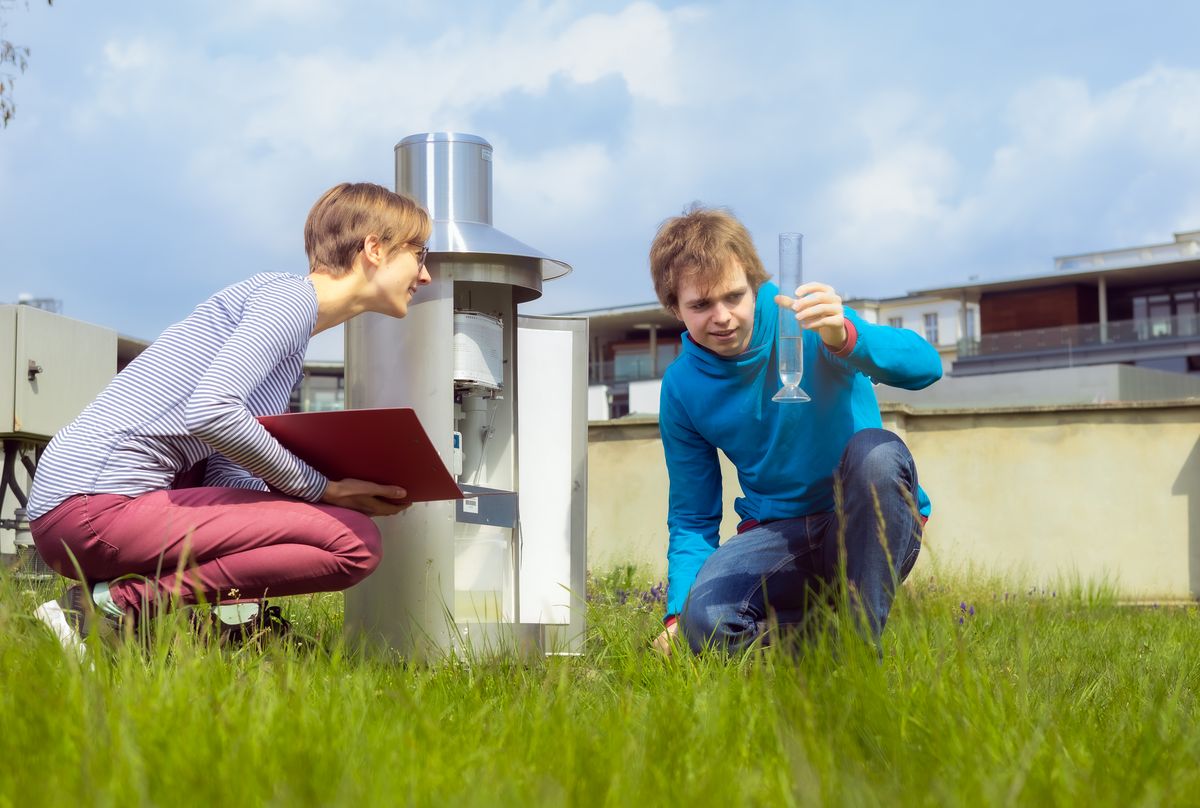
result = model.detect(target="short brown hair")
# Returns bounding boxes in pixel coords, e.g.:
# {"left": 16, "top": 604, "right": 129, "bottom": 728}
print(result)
{"left": 304, "top": 182, "right": 432, "bottom": 276}
{"left": 649, "top": 204, "right": 769, "bottom": 311}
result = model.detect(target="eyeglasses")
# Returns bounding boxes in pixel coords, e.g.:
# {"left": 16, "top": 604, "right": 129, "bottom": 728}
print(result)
{"left": 355, "top": 240, "right": 429, "bottom": 269}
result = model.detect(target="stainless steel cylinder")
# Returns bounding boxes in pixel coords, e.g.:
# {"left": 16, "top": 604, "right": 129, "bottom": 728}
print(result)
{"left": 397, "top": 133, "right": 493, "bottom": 225}
{"left": 394, "top": 132, "right": 571, "bottom": 296}
{"left": 344, "top": 132, "right": 576, "bottom": 660}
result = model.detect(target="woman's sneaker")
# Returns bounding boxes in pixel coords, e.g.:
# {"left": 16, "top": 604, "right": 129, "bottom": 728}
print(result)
{"left": 34, "top": 584, "right": 122, "bottom": 660}
{"left": 201, "top": 600, "right": 296, "bottom": 648}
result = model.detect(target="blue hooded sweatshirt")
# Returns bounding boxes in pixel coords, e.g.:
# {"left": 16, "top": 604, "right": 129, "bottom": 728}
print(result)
{"left": 658, "top": 282, "right": 943, "bottom": 617}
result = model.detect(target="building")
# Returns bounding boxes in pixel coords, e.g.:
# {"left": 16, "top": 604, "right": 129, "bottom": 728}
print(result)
{"left": 566, "top": 302, "right": 683, "bottom": 420}
{"left": 916, "top": 229, "right": 1200, "bottom": 378}
{"left": 842, "top": 293, "right": 980, "bottom": 374}
{"left": 289, "top": 360, "right": 345, "bottom": 412}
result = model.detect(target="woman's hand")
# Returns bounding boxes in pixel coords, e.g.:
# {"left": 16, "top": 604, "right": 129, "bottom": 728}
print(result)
{"left": 321, "top": 478, "right": 410, "bottom": 517}
{"left": 774, "top": 281, "right": 847, "bottom": 350}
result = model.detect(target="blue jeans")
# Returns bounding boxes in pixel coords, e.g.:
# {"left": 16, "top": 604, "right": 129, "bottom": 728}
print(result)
{"left": 680, "top": 429, "right": 923, "bottom": 653}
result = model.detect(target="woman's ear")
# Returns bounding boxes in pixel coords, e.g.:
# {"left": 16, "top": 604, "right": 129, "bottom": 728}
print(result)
{"left": 361, "top": 234, "right": 385, "bottom": 268}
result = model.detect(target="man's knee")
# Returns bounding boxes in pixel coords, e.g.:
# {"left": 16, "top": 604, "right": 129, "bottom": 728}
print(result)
{"left": 841, "top": 429, "right": 913, "bottom": 488}
{"left": 680, "top": 596, "right": 756, "bottom": 654}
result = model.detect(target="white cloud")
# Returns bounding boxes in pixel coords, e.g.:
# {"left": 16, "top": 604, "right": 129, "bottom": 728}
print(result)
{"left": 815, "top": 65, "right": 1200, "bottom": 291}
{"left": 963, "top": 66, "right": 1200, "bottom": 248}
{"left": 496, "top": 143, "right": 616, "bottom": 223}
{"left": 551, "top": 2, "right": 683, "bottom": 103}
{"left": 21, "top": 1, "right": 1200, "bottom": 326}
{"left": 71, "top": 38, "right": 175, "bottom": 131}
{"left": 63, "top": 2, "right": 691, "bottom": 262}
{"left": 829, "top": 142, "right": 958, "bottom": 244}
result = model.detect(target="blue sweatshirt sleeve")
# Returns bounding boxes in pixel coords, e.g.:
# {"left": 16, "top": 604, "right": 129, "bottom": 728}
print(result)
{"left": 659, "top": 378, "right": 724, "bottom": 617}
{"left": 823, "top": 308, "right": 943, "bottom": 390}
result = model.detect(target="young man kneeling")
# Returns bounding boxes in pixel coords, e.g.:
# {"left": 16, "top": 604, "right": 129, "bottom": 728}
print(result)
{"left": 649, "top": 206, "right": 942, "bottom": 654}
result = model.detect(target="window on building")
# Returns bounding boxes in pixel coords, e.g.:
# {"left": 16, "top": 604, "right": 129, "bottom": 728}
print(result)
{"left": 964, "top": 310, "right": 976, "bottom": 341}
{"left": 608, "top": 388, "right": 629, "bottom": 419}
{"left": 887, "top": 316, "right": 904, "bottom": 329}
{"left": 307, "top": 375, "right": 344, "bottom": 412}
{"left": 1134, "top": 293, "right": 1177, "bottom": 339}
{"left": 290, "top": 373, "right": 345, "bottom": 413}
{"left": 923, "top": 313, "right": 939, "bottom": 344}
{"left": 656, "top": 341, "right": 680, "bottom": 371}
{"left": 610, "top": 340, "right": 680, "bottom": 382}
{"left": 1176, "top": 290, "right": 1197, "bottom": 337}
{"left": 612, "top": 349, "right": 651, "bottom": 382}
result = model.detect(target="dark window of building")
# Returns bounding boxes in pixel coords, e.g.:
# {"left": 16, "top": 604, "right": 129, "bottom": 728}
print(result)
{"left": 1134, "top": 292, "right": 1192, "bottom": 339}
{"left": 610, "top": 341, "right": 680, "bottom": 382}
{"left": 609, "top": 388, "right": 629, "bottom": 419}
{"left": 291, "top": 373, "right": 345, "bottom": 412}
{"left": 1176, "top": 290, "right": 1197, "bottom": 337}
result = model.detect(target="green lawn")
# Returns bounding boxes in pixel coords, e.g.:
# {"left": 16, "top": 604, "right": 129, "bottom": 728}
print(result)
{"left": 2, "top": 565, "right": 1199, "bottom": 807}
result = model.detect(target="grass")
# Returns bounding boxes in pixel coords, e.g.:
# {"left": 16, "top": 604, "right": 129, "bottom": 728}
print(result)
{"left": 2, "top": 564, "right": 1200, "bottom": 807}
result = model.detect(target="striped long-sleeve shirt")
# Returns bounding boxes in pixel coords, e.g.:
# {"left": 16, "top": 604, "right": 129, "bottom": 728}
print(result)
{"left": 26, "top": 273, "right": 326, "bottom": 520}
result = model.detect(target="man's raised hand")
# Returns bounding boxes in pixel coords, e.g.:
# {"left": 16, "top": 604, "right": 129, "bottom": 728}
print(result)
{"left": 774, "top": 281, "right": 848, "bottom": 351}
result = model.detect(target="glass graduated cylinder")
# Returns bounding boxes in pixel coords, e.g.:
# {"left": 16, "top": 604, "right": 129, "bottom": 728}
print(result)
{"left": 773, "top": 232, "right": 810, "bottom": 403}
{"left": 778, "top": 333, "right": 804, "bottom": 386}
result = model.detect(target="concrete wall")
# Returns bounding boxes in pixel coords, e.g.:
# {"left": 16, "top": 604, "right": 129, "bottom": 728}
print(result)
{"left": 879, "top": 364, "right": 1200, "bottom": 409}
{"left": 587, "top": 401, "right": 1200, "bottom": 599}
{"left": 589, "top": 365, "right": 1200, "bottom": 421}
{"left": 587, "top": 417, "right": 746, "bottom": 574}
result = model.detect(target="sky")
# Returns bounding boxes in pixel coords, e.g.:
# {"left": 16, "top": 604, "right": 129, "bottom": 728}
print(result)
{"left": 2, "top": 1, "right": 1200, "bottom": 360}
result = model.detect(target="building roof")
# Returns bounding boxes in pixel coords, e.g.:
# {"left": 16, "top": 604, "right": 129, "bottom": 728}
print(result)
{"left": 913, "top": 230, "right": 1200, "bottom": 299}
{"left": 553, "top": 301, "right": 678, "bottom": 333}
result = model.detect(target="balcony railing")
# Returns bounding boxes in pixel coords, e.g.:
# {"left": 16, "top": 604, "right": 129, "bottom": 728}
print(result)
{"left": 590, "top": 358, "right": 669, "bottom": 386}
{"left": 957, "top": 313, "right": 1200, "bottom": 358}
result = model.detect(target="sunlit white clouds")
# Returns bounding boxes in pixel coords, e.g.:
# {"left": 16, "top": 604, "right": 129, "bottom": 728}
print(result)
{"left": 62, "top": 2, "right": 690, "bottom": 269}
{"left": 3, "top": 0, "right": 1200, "bottom": 357}
{"left": 962, "top": 66, "right": 1200, "bottom": 253}
{"left": 829, "top": 143, "right": 959, "bottom": 244}
{"left": 496, "top": 142, "right": 618, "bottom": 221}
{"left": 814, "top": 65, "right": 1200, "bottom": 293}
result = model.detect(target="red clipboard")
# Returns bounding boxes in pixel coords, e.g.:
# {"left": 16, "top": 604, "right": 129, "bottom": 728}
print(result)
{"left": 257, "top": 407, "right": 465, "bottom": 503}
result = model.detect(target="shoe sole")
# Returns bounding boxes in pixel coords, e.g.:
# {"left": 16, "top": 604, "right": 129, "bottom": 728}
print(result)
{"left": 34, "top": 599, "right": 88, "bottom": 662}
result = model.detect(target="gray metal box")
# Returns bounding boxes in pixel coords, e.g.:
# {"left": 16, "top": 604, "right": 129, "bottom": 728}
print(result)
{"left": 0, "top": 305, "right": 117, "bottom": 439}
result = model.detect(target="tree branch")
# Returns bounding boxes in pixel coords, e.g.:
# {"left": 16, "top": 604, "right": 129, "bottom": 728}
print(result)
{"left": 1, "top": 0, "right": 54, "bottom": 128}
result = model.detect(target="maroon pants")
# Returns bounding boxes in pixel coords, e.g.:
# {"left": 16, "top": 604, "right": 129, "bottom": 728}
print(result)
{"left": 31, "top": 489, "right": 382, "bottom": 616}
